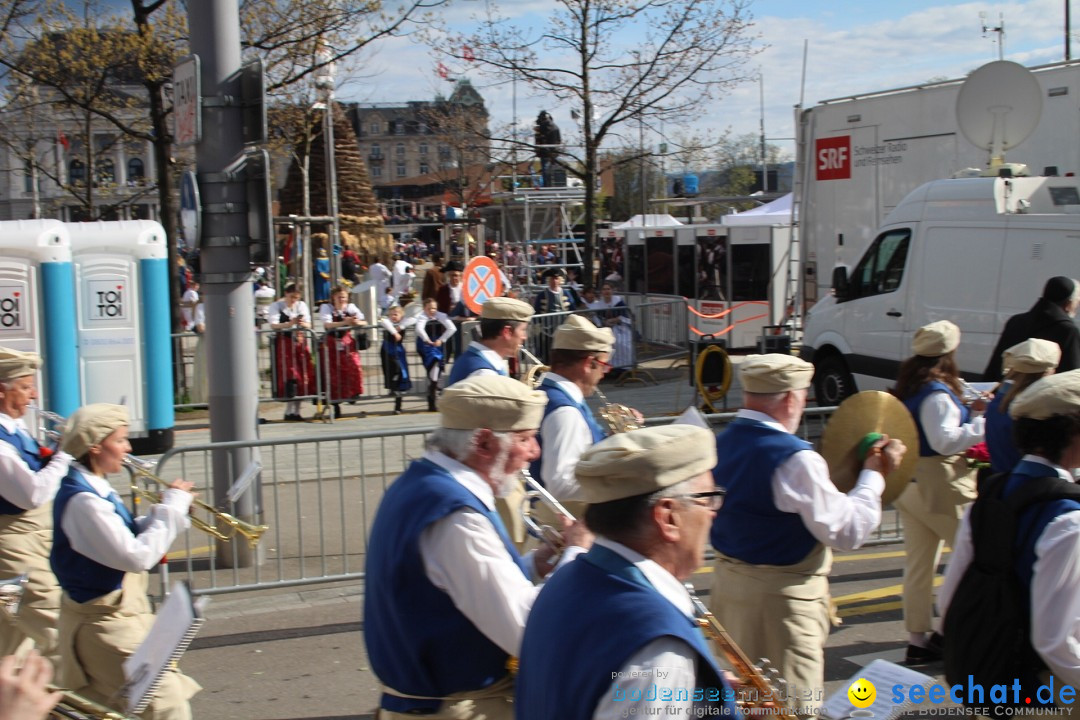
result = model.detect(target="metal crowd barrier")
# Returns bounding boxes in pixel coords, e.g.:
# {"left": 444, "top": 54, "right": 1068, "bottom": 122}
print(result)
{"left": 146, "top": 404, "right": 899, "bottom": 597}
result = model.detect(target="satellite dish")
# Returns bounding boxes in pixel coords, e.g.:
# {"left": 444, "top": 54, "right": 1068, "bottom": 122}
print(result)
{"left": 956, "top": 61, "right": 1042, "bottom": 169}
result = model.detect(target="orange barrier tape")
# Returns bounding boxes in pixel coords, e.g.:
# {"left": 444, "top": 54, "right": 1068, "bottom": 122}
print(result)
{"left": 688, "top": 311, "right": 769, "bottom": 336}
{"left": 685, "top": 300, "right": 769, "bottom": 320}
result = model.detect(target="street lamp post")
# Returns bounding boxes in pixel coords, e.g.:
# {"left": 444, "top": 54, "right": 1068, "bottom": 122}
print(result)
{"left": 315, "top": 50, "right": 341, "bottom": 290}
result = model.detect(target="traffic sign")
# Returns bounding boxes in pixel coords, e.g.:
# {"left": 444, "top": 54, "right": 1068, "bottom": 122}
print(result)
{"left": 173, "top": 55, "right": 201, "bottom": 147}
{"left": 462, "top": 256, "right": 506, "bottom": 315}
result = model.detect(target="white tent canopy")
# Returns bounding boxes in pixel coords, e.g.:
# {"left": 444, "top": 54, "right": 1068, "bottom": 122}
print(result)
{"left": 612, "top": 214, "right": 685, "bottom": 228}
{"left": 721, "top": 193, "right": 795, "bottom": 226}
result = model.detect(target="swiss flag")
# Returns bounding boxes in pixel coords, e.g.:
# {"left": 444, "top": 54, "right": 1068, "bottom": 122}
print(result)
{"left": 436, "top": 62, "right": 450, "bottom": 80}
{"left": 57, "top": 131, "right": 70, "bottom": 152}
{"left": 463, "top": 44, "right": 475, "bottom": 62}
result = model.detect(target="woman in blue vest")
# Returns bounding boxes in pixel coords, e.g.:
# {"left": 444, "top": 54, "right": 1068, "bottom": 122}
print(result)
{"left": 517, "top": 425, "right": 737, "bottom": 719}
{"left": 892, "top": 320, "right": 985, "bottom": 665}
{"left": 0, "top": 347, "right": 72, "bottom": 666}
{"left": 939, "top": 369, "right": 1080, "bottom": 703}
{"left": 984, "top": 339, "right": 1060, "bottom": 476}
{"left": 51, "top": 404, "right": 199, "bottom": 719}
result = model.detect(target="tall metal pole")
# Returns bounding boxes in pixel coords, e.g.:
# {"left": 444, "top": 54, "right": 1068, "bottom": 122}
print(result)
{"left": 1067, "top": 0, "right": 1072, "bottom": 62}
{"left": 759, "top": 71, "right": 769, "bottom": 194}
{"left": 316, "top": 49, "right": 340, "bottom": 290}
{"left": 187, "top": 0, "right": 261, "bottom": 567}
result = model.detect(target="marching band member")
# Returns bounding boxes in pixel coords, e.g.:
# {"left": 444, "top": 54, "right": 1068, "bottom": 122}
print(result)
{"left": 446, "top": 298, "right": 533, "bottom": 385}
{"left": 415, "top": 298, "right": 457, "bottom": 412}
{"left": 984, "top": 339, "right": 1060, "bottom": 475}
{"left": 0, "top": 348, "right": 72, "bottom": 666}
{"left": 317, "top": 285, "right": 365, "bottom": 419}
{"left": 268, "top": 283, "right": 316, "bottom": 422}
{"left": 530, "top": 315, "right": 614, "bottom": 518}
{"left": 364, "top": 376, "right": 590, "bottom": 719}
{"left": 517, "top": 425, "right": 737, "bottom": 720}
{"left": 379, "top": 305, "right": 415, "bottom": 415}
{"left": 892, "top": 320, "right": 984, "bottom": 664}
{"left": 51, "top": 403, "right": 199, "bottom": 719}
{"left": 709, "top": 354, "right": 904, "bottom": 711}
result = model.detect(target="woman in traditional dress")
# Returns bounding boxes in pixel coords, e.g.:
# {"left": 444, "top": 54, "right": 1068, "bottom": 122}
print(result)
{"left": 52, "top": 403, "right": 199, "bottom": 719}
{"left": 891, "top": 320, "right": 985, "bottom": 665}
{"left": 268, "top": 283, "right": 316, "bottom": 422}
{"left": 379, "top": 305, "right": 415, "bottom": 414}
{"left": 414, "top": 297, "right": 457, "bottom": 412}
{"left": 588, "top": 282, "right": 636, "bottom": 372}
{"left": 318, "top": 286, "right": 366, "bottom": 419}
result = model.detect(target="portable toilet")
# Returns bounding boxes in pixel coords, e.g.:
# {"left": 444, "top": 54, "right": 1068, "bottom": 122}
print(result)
{"left": 67, "top": 220, "right": 173, "bottom": 454}
{"left": 0, "top": 219, "right": 79, "bottom": 416}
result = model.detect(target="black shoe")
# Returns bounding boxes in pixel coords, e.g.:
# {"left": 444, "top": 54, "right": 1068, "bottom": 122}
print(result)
{"left": 905, "top": 641, "right": 943, "bottom": 666}
{"left": 927, "top": 632, "right": 944, "bottom": 652}
{"left": 333, "top": 404, "right": 343, "bottom": 419}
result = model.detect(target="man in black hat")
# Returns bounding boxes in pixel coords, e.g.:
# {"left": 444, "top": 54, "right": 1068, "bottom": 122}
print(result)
{"left": 983, "top": 276, "right": 1080, "bottom": 380}
{"left": 531, "top": 268, "right": 581, "bottom": 361}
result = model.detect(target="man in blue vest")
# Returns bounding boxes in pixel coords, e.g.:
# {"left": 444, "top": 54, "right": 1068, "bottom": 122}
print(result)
{"left": 447, "top": 297, "right": 534, "bottom": 386}
{"left": 0, "top": 347, "right": 73, "bottom": 666}
{"left": 530, "top": 268, "right": 581, "bottom": 361}
{"left": 517, "top": 424, "right": 737, "bottom": 719}
{"left": 939, "top": 369, "right": 1080, "bottom": 702}
{"left": 709, "top": 354, "right": 906, "bottom": 714}
{"left": 365, "top": 375, "right": 592, "bottom": 720}
{"left": 531, "top": 314, "right": 638, "bottom": 520}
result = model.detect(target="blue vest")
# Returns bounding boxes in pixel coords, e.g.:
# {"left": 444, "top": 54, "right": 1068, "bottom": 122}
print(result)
{"left": 1005, "top": 460, "right": 1080, "bottom": 591}
{"left": 446, "top": 343, "right": 507, "bottom": 386}
{"left": 711, "top": 418, "right": 818, "bottom": 565}
{"left": 902, "top": 381, "right": 971, "bottom": 457}
{"left": 51, "top": 468, "right": 137, "bottom": 603}
{"left": 516, "top": 545, "right": 738, "bottom": 720}
{"left": 0, "top": 424, "right": 46, "bottom": 515}
{"left": 529, "top": 378, "right": 606, "bottom": 481}
{"left": 985, "top": 383, "right": 1020, "bottom": 473}
{"left": 364, "top": 458, "right": 529, "bottom": 713}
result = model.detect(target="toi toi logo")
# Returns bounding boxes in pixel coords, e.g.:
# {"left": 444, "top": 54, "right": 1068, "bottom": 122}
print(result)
{"left": 0, "top": 291, "right": 23, "bottom": 330}
{"left": 95, "top": 284, "right": 125, "bottom": 319}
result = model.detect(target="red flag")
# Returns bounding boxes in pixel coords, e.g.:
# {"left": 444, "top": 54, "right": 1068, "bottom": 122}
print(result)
{"left": 57, "top": 131, "right": 70, "bottom": 152}
{"left": 463, "top": 44, "right": 475, "bottom": 62}
{"left": 436, "top": 62, "right": 450, "bottom": 80}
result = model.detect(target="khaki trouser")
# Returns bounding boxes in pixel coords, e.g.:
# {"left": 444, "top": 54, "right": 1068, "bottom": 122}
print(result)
{"left": 377, "top": 674, "right": 514, "bottom": 720}
{"left": 58, "top": 572, "right": 201, "bottom": 720}
{"left": 893, "top": 455, "right": 974, "bottom": 634}
{"left": 710, "top": 545, "right": 832, "bottom": 715}
{"left": 0, "top": 504, "right": 61, "bottom": 667}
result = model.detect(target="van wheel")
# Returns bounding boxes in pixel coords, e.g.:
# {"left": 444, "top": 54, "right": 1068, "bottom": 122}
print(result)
{"left": 814, "top": 356, "right": 855, "bottom": 406}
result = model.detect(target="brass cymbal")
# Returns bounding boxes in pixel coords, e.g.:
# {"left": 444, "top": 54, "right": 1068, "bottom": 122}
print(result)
{"left": 819, "top": 390, "right": 918, "bottom": 506}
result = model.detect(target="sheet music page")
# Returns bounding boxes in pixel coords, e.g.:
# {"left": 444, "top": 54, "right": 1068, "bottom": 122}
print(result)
{"left": 676, "top": 406, "right": 711, "bottom": 429}
{"left": 821, "top": 659, "right": 934, "bottom": 720}
{"left": 122, "top": 581, "right": 203, "bottom": 714}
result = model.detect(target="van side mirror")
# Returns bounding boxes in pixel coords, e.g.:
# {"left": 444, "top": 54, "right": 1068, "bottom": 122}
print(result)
{"left": 832, "top": 266, "right": 850, "bottom": 300}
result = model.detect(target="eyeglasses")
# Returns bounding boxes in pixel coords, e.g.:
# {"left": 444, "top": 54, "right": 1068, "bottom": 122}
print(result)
{"left": 590, "top": 355, "right": 613, "bottom": 371}
{"left": 678, "top": 490, "right": 726, "bottom": 510}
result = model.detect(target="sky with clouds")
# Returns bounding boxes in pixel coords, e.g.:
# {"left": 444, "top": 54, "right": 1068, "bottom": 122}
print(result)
{"left": 341, "top": 0, "right": 1072, "bottom": 159}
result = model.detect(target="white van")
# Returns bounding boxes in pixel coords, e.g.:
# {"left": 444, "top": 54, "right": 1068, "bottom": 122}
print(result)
{"left": 801, "top": 174, "right": 1080, "bottom": 405}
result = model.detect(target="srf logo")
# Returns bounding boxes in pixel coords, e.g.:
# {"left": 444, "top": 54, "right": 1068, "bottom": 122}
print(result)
{"left": 0, "top": 285, "right": 25, "bottom": 332}
{"left": 816, "top": 135, "right": 851, "bottom": 180}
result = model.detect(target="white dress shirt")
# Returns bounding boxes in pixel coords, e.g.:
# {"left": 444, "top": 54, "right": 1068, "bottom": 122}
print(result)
{"left": 465, "top": 344, "right": 510, "bottom": 378}
{"left": 268, "top": 299, "right": 311, "bottom": 326}
{"left": 738, "top": 409, "right": 885, "bottom": 551}
{"left": 379, "top": 316, "right": 415, "bottom": 336}
{"left": 593, "top": 538, "right": 699, "bottom": 720}
{"left": 415, "top": 311, "right": 457, "bottom": 344}
{"left": 538, "top": 373, "right": 591, "bottom": 501}
{"left": 369, "top": 263, "right": 392, "bottom": 297}
{"left": 180, "top": 288, "right": 199, "bottom": 331}
{"left": 318, "top": 302, "right": 365, "bottom": 327}
{"left": 938, "top": 455, "right": 1080, "bottom": 687}
{"left": 60, "top": 464, "right": 193, "bottom": 573}
{"left": 0, "top": 413, "right": 72, "bottom": 510}
{"left": 392, "top": 260, "right": 414, "bottom": 296}
{"left": 919, "top": 391, "right": 985, "bottom": 456}
{"left": 417, "top": 451, "right": 582, "bottom": 657}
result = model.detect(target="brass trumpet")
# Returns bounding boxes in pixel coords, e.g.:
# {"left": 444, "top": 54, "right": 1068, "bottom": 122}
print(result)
{"left": 518, "top": 346, "right": 640, "bottom": 433}
{"left": 519, "top": 469, "right": 575, "bottom": 553}
{"left": 34, "top": 407, "right": 268, "bottom": 549}
{"left": 48, "top": 687, "right": 136, "bottom": 719}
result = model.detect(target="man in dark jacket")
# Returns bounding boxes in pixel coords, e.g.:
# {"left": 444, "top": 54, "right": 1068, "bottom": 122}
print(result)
{"left": 983, "top": 276, "right": 1080, "bottom": 380}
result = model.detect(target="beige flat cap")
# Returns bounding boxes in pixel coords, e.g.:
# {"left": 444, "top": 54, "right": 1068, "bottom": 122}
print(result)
{"left": 553, "top": 314, "right": 614, "bottom": 353}
{"left": 1010, "top": 369, "right": 1080, "bottom": 420}
{"left": 575, "top": 425, "right": 717, "bottom": 504}
{"left": 481, "top": 297, "right": 534, "bottom": 322}
{"left": 62, "top": 403, "right": 129, "bottom": 459}
{"left": 440, "top": 375, "right": 547, "bottom": 431}
{"left": 0, "top": 347, "right": 42, "bottom": 383}
{"left": 912, "top": 320, "right": 960, "bottom": 357}
{"left": 1003, "top": 338, "right": 1061, "bottom": 375}
{"left": 739, "top": 354, "right": 814, "bottom": 394}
